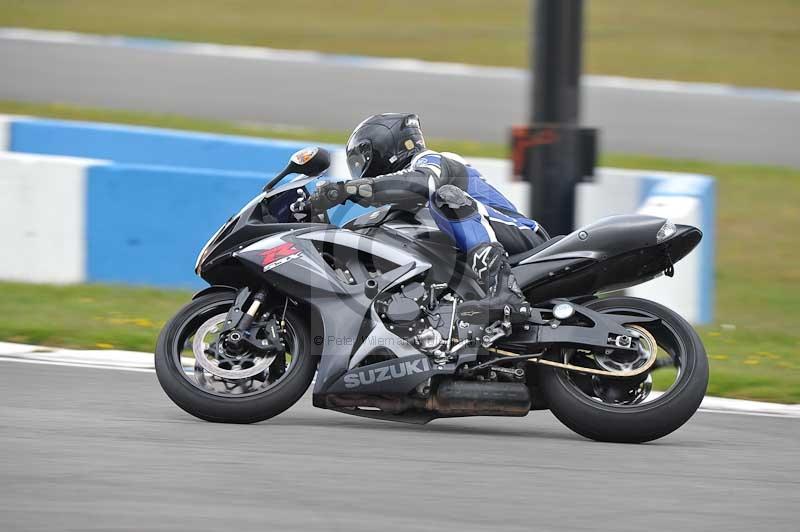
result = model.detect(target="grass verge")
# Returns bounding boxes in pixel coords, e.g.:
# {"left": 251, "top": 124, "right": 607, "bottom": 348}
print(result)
{"left": 0, "top": 282, "right": 190, "bottom": 352}
{"left": 1, "top": 0, "right": 799, "bottom": 90}
{"left": 0, "top": 101, "right": 797, "bottom": 402}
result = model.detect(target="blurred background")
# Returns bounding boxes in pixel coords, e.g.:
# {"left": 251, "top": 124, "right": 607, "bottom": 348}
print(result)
{"left": 1, "top": 0, "right": 797, "bottom": 402}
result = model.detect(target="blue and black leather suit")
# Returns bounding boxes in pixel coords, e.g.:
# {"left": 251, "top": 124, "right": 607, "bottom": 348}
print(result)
{"left": 357, "top": 150, "right": 545, "bottom": 256}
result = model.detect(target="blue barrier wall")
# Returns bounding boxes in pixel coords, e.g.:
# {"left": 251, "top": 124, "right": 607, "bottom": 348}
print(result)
{"left": 9, "top": 117, "right": 367, "bottom": 285}
{"left": 87, "top": 164, "right": 269, "bottom": 288}
{"left": 10, "top": 118, "right": 329, "bottom": 174}
{"left": 86, "top": 162, "right": 365, "bottom": 287}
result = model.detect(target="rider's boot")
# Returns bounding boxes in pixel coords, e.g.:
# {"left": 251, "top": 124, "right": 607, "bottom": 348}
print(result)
{"left": 457, "top": 242, "right": 531, "bottom": 324}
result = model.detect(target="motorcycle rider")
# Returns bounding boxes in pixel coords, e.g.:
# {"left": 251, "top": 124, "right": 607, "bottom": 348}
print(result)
{"left": 308, "top": 113, "right": 545, "bottom": 324}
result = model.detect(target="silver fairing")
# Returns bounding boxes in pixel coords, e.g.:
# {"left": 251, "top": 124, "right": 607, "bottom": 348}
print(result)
{"left": 236, "top": 227, "right": 435, "bottom": 393}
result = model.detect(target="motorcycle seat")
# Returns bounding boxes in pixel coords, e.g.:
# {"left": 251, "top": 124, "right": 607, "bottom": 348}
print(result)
{"left": 508, "top": 235, "right": 565, "bottom": 265}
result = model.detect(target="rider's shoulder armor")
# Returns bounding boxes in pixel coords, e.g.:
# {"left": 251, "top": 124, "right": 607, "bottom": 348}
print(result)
{"left": 410, "top": 150, "right": 444, "bottom": 176}
{"left": 409, "top": 150, "right": 470, "bottom": 184}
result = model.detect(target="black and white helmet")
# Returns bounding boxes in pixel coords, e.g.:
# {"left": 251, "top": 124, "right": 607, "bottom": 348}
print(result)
{"left": 345, "top": 113, "right": 426, "bottom": 178}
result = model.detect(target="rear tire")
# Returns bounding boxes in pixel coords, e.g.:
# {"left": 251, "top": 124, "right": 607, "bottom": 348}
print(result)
{"left": 155, "top": 292, "right": 317, "bottom": 423}
{"left": 540, "top": 297, "right": 708, "bottom": 443}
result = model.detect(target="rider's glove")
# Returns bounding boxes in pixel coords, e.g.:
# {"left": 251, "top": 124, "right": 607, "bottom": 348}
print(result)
{"left": 309, "top": 179, "right": 375, "bottom": 212}
{"left": 308, "top": 181, "right": 349, "bottom": 212}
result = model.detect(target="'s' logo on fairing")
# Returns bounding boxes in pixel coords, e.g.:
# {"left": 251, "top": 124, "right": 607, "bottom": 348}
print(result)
{"left": 343, "top": 358, "right": 431, "bottom": 389}
{"left": 260, "top": 242, "right": 303, "bottom": 272}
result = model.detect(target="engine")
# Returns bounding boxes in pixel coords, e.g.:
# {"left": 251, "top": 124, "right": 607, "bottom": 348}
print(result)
{"left": 374, "top": 281, "right": 453, "bottom": 353}
{"left": 374, "top": 282, "right": 426, "bottom": 330}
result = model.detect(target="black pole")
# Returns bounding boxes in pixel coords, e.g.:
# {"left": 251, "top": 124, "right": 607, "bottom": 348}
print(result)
{"left": 531, "top": 0, "right": 582, "bottom": 124}
{"left": 512, "top": 0, "right": 596, "bottom": 236}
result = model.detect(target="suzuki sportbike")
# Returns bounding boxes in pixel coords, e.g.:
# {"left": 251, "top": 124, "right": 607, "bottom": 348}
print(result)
{"left": 155, "top": 147, "right": 709, "bottom": 443}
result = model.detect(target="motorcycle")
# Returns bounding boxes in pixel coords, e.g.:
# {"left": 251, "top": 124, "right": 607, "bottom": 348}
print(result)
{"left": 155, "top": 147, "right": 709, "bottom": 443}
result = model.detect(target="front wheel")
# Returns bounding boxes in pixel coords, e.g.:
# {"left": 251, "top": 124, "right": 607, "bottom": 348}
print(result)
{"left": 155, "top": 291, "right": 318, "bottom": 423}
{"left": 539, "top": 297, "right": 709, "bottom": 443}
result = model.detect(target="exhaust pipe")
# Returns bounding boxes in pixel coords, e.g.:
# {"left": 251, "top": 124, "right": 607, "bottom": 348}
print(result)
{"left": 429, "top": 379, "right": 531, "bottom": 417}
{"left": 324, "top": 379, "right": 531, "bottom": 418}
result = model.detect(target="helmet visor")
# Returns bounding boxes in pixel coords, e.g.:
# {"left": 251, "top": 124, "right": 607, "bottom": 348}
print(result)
{"left": 346, "top": 140, "right": 373, "bottom": 178}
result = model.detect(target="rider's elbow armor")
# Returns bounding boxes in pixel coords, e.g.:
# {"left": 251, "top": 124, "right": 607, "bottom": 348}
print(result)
{"left": 345, "top": 178, "right": 375, "bottom": 200}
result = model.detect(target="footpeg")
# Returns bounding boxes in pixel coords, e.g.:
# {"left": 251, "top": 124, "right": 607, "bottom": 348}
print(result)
{"left": 481, "top": 320, "right": 511, "bottom": 347}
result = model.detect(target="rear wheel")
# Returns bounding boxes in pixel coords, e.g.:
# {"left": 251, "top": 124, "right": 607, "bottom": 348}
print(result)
{"left": 539, "top": 297, "right": 708, "bottom": 443}
{"left": 155, "top": 291, "right": 317, "bottom": 423}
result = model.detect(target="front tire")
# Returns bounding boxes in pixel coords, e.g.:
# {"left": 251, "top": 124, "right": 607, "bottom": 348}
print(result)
{"left": 540, "top": 297, "right": 709, "bottom": 443}
{"left": 155, "top": 292, "right": 318, "bottom": 423}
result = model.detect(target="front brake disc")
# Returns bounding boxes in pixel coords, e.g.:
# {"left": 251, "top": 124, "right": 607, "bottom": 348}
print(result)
{"left": 192, "top": 313, "right": 276, "bottom": 380}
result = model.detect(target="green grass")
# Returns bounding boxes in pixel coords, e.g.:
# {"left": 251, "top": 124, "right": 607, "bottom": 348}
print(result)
{"left": 0, "top": 101, "right": 798, "bottom": 402}
{"left": 0, "top": 282, "right": 191, "bottom": 351}
{"left": 1, "top": 0, "right": 799, "bottom": 89}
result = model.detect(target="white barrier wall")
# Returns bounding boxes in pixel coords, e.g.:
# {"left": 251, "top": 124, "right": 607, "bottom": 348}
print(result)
{"left": 0, "top": 115, "right": 11, "bottom": 150}
{"left": 575, "top": 169, "right": 646, "bottom": 226}
{"left": 631, "top": 195, "right": 703, "bottom": 322}
{"left": 0, "top": 152, "right": 100, "bottom": 283}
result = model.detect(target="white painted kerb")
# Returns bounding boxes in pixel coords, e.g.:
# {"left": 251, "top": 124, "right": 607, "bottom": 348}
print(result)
{"left": 1, "top": 341, "right": 797, "bottom": 417}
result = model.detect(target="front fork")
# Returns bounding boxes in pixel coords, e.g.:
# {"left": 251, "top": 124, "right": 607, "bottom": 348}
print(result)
{"left": 221, "top": 287, "right": 284, "bottom": 355}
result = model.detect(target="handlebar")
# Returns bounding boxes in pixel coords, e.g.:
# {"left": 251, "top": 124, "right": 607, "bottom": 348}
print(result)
{"left": 290, "top": 197, "right": 311, "bottom": 214}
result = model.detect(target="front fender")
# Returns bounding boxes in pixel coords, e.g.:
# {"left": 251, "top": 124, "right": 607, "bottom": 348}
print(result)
{"left": 192, "top": 285, "right": 238, "bottom": 300}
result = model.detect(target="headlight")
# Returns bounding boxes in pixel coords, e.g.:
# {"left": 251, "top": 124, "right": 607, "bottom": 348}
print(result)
{"left": 194, "top": 218, "right": 234, "bottom": 273}
{"left": 656, "top": 220, "right": 677, "bottom": 243}
{"left": 194, "top": 242, "right": 212, "bottom": 274}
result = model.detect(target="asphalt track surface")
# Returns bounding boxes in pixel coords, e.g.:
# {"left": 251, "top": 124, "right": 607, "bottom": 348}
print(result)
{"left": 1, "top": 362, "right": 798, "bottom": 532}
{"left": 1, "top": 35, "right": 800, "bottom": 167}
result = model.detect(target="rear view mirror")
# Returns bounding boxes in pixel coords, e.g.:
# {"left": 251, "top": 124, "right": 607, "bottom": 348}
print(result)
{"left": 264, "top": 146, "right": 331, "bottom": 192}
{"left": 289, "top": 147, "right": 331, "bottom": 177}
{"left": 264, "top": 147, "right": 332, "bottom": 191}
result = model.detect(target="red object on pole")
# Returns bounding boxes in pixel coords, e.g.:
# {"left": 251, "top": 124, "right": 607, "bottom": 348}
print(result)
{"left": 512, "top": 0, "right": 597, "bottom": 235}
